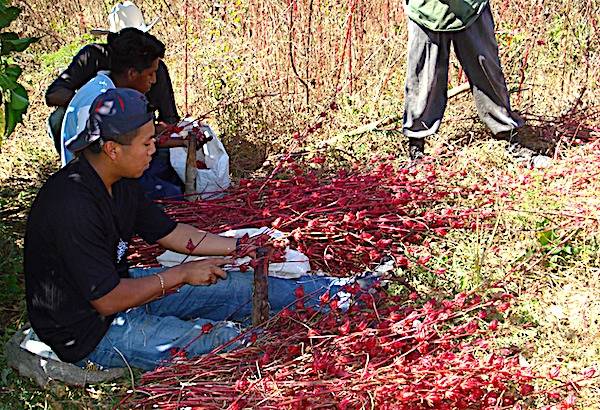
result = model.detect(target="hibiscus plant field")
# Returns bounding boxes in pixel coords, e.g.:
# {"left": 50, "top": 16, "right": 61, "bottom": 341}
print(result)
{"left": 1, "top": 0, "right": 599, "bottom": 408}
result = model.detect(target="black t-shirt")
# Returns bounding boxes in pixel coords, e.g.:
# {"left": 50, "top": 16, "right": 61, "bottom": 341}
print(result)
{"left": 24, "top": 156, "right": 177, "bottom": 363}
{"left": 45, "top": 43, "right": 180, "bottom": 124}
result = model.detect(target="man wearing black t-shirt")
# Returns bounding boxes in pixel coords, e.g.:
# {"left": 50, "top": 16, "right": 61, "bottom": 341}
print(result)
{"left": 45, "top": 43, "right": 178, "bottom": 127}
{"left": 58, "top": 28, "right": 185, "bottom": 199}
{"left": 25, "top": 88, "right": 339, "bottom": 370}
{"left": 45, "top": 2, "right": 179, "bottom": 152}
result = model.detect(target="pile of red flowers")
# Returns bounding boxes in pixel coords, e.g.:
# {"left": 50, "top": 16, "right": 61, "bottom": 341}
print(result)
{"left": 122, "top": 159, "right": 598, "bottom": 409}
{"left": 122, "top": 285, "right": 590, "bottom": 409}
{"left": 129, "top": 159, "right": 497, "bottom": 275}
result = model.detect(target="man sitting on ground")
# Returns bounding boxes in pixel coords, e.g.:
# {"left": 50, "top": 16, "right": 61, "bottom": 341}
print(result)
{"left": 60, "top": 28, "right": 184, "bottom": 199}
{"left": 24, "top": 88, "right": 341, "bottom": 371}
{"left": 45, "top": 1, "right": 179, "bottom": 151}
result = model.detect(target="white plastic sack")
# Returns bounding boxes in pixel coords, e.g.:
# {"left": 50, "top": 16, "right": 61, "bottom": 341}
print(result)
{"left": 157, "top": 227, "right": 312, "bottom": 279}
{"left": 169, "top": 123, "right": 231, "bottom": 199}
{"left": 20, "top": 328, "right": 62, "bottom": 362}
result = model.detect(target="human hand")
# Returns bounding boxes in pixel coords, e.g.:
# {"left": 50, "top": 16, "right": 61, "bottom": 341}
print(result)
{"left": 233, "top": 237, "right": 258, "bottom": 259}
{"left": 159, "top": 138, "right": 188, "bottom": 148}
{"left": 181, "top": 258, "right": 230, "bottom": 286}
{"left": 155, "top": 121, "right": 170, "bottom": 135}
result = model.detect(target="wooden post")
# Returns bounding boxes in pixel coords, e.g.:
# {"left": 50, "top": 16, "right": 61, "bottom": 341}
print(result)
{"left": 184, "top": 136, "right": 197, "bottom": 201}
{"left": 252, "top": 247, "right": 271, "bottom": 326}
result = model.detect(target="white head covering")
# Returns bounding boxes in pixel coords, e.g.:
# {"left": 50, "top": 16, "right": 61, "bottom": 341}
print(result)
{"left": 91, "top": 1, "right": 159, "bottom": 35}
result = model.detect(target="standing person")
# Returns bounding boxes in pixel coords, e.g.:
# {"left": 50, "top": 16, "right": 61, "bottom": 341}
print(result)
{"left": 61, "top": 28, "right": 184, "bottom": 199}
{"left": 25, "top": 88, "right": 345, "bottom": 371}
{"left": 402, "top": 0, "right": 548, "bottom": 160}
{"left": 45, "top": 1, "right": 179, "bottom": 152}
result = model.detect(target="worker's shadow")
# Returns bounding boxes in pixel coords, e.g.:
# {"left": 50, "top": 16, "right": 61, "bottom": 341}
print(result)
{"left": 523, "top": 108, "right": 600, "bottom": 152}
{"left": 504, "top": 107, "right": 600, "bottom": 156}
{"left": 443, "top": 107, "right": 598, "bottom": 158}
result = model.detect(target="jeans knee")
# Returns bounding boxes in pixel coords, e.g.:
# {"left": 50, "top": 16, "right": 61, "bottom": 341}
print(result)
{"left": 187, "top": 322, "right": 241, "bottom": 358}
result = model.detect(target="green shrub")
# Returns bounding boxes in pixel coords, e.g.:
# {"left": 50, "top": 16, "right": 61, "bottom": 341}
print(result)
{"left": 0, "top": 0, "right": 37, "bottom": 144}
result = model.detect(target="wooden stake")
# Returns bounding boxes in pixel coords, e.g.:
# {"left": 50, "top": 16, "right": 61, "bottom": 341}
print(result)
{"left": 252, "top": 247, "right": 271, "bottom": 326}
{"left": 185, "top": 136, "right": 197, "bottom": 201}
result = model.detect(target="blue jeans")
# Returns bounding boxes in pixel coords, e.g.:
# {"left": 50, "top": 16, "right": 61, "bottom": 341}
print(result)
{"left": 138, "top": 150, "right": 183, "bottom": 200}
{"left": 78, "top": 268, "right": 337, "bottom": 370}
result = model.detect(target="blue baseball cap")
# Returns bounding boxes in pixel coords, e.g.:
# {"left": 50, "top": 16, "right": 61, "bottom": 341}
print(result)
{"left": 66, "top": 88, "right": 155, "bottom": 153}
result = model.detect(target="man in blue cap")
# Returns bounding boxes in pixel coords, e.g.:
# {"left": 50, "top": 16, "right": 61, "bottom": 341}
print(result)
{"left": 24, "top": 88, "right": 340, "bottom": 370}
